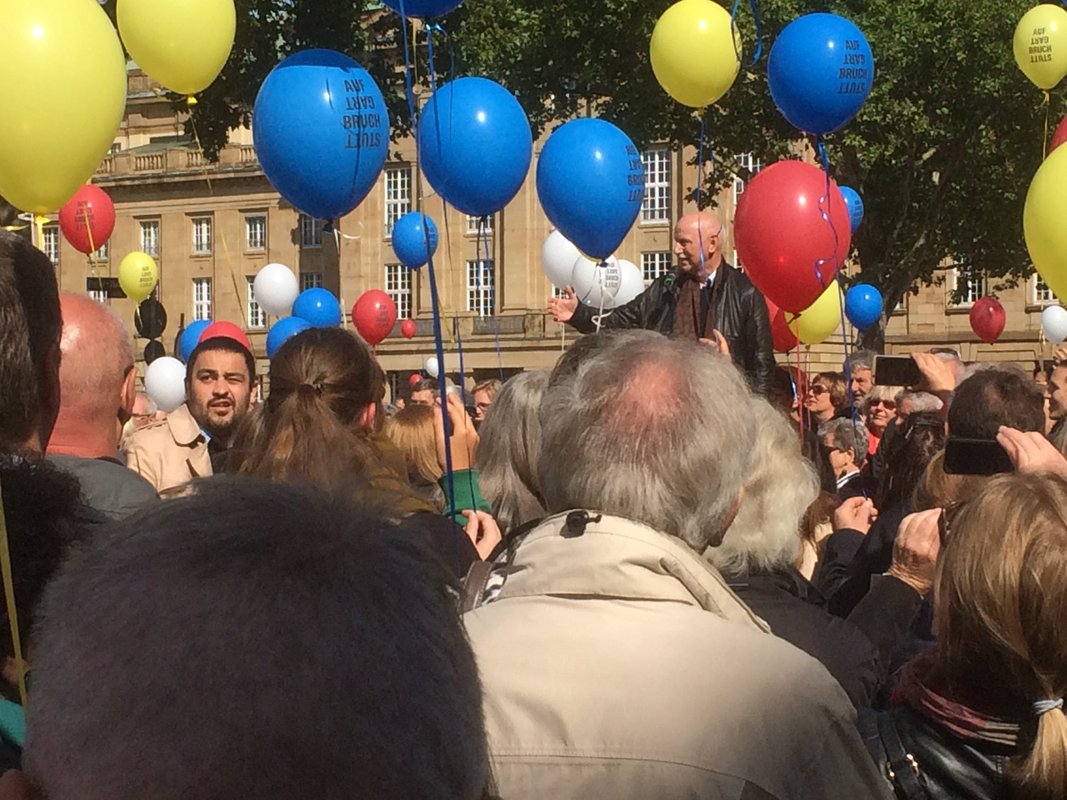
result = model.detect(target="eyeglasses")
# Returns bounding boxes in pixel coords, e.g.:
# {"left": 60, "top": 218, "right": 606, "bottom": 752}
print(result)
{"left": 869, "top": 399, "right": 896, "bottom": 409}
{"left": 938, "top": 501, "right": 967, "bottom": 546}
{"left": 807, "top": 384, "right": 830, "bottom": 396}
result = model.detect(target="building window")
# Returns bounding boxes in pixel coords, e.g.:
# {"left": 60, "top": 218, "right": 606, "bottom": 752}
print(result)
{"left": 300, "top": 272, "right": 323, "bottom": 291}
{"left": 385, "top": 263, "right": 412, "bottom": 320}
{"left": 948, "top": 268, "right": 987, "bottom": 308}
{"left": 733, "top": 153, "right": 762, "bottom": 205}
{"left": 246, "top": 277, "right": 265, "bottom": 329}
{"left": 641, "top": 148, "right": 670, "bottom": 224}
{"left": 192, "top": 277, "right": 212, "bottom": 322}
{"left": 87, "top": 288, "right": 108, "bottom": 304}
{"left": 245, "top": 214, "right": 266, "bottom": 251}
{"left": 192, "top": 216, "right": 212, "bottom": 255}
{"left": 1032, "top": 274, "right": 1057, "bottom": 306}
{"left": 641, "top": 251, "right": 672, "bottom": 285}
{"left": 93, "top": 241, "right": 109, "bottom": 261}
{"left": 299, "top": 214, "right": 323, "bottom": 248}
{"left": 41, "top": 225, "right": 60, "bottom": 266}
{"left": 384, "top": 166, "right": 412, "bottom": 238}
{"left": 466, "top": 259, "right": 495, "bottom": 316}
{"left": 140, "top": 219, "right": 160, "bottom": 257}
{"left": 466, "top": 214, "right": 494, "bottom": 234}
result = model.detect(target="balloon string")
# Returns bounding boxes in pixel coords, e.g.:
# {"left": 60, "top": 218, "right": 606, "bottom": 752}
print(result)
{"left": 0, "top": 474, "right": 27, "bottom": 711}
{"left": 696, "top": 114, "right": 707, "bottom": 208}
{"left": 795, "top": 343, "right": 805, "bottom": 445}
{"left": 730, "top": 0, "right": 764, "bottom": 64}
{"left": 396, "top": 1, "right": 420, "bottom": 130}
{"left": 477, "top": 215, "right": 504, "bottom": 380}
{"left": 190, "top": 119, "right": 241, "bottom": 316}
{"left": 425, "top": 248, "right": 456, "bottom": 520}
{"left": 813, "top": 137, "right": 840, "bottom": 293}
{"left": 1043, "top": 90, "right": 1051, "bottom": 159}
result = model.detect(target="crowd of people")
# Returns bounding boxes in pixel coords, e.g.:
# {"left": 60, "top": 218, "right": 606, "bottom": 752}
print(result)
{"left": 1, "top": 224, "right": 1067, "bottom": 800}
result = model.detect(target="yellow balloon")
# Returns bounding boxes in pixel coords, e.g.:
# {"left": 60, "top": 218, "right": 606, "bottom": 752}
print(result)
{"left": 0, "top": 0, "right": 126, "bottom": 215}
{"left": 1013, "top": 4, "right": 1067, "bottom": 91}
{"left": 118, "top": 0, "right": 236, "bottom": 96}
{"left": 650, "top": 0, "right": 741, "bottom": 108}
{"left": 788, "top": 282, "right": 843, "bottom": 346}
{"left": 1025, "top": 145, "right": 1067, "bottom": 301}
{"left": 119, "top": 251, "right": 159, "bottom": 303}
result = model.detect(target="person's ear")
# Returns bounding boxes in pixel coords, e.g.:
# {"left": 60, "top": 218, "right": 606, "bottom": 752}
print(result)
{"left": 707, "top": 486, "right": 745, "bottom": 547}
{"left": 0, "top": 769, "right": 38, "bottom": 800}
{"left": 248, "top": 380, "right": 260, "bottom": 407}
{"left": 120, "top": 366, "right": 137, "bottom": 424}
{"left": 359, "top": 403, "right": 377, "bottom": 430}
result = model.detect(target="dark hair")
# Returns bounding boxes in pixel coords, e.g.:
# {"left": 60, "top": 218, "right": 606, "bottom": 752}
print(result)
{"left": 0, "top": 456, "right": 85, "bottom": 688}
{"left": 186, "top": 336, "right": 256, "bottom": 384}
{"left": 232, "top": 328, "right": 391, "bottom": 485}
{"left": 877, "top": 411, "right": 946, "bottom": 511}
{"left": 948, "top": 366, "right": 1045, "bottom": 438}
{"left": 0, "top": 231, "right": 62, "bottom": 452}
{"left": 24, "top": 478, "right": 489, "bottom": 800}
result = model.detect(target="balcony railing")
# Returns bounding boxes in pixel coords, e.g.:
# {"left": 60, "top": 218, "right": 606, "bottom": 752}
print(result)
{"left": 94, "top": 144, "right": 261, "bottom": 178}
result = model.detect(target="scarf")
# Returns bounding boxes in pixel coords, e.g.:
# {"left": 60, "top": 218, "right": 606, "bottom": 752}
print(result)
{"left": 893, "top": 650, "right": 1023, "bottom": 748}
{"left": 671, "top": 273, "right": 715, "bottom": 341}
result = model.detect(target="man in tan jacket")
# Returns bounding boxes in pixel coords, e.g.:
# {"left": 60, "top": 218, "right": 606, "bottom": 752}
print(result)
{"left": 126, "top": 336, "right": 257, "bottom": 494}
{"left": 464, "top": 331, "right": 891, "bottom": 800}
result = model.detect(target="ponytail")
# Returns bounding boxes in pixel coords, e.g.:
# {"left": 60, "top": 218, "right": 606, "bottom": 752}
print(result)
{"left": 1009, "top": 701, "right": 1067, "bottom": 800}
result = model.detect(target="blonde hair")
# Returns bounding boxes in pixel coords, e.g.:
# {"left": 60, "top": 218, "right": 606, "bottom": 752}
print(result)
{"left": 383, "top": 404, "right": 442, "bottom": 487}
{"left": 911, "top": 449, "right": 987, "bottom": 511}
{"left": 708, "top": 399, "right": 819, "bottom": 576}
{"left": 936, "top": 472, "right": 1067, "bottom": 798}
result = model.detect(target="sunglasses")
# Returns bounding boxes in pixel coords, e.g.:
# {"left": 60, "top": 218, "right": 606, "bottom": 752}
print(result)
{"left": 869, "top": 399, "right": 896, "bottom": 409}
{"left": 807, "top": 385, "right": 830, "bottom": 396}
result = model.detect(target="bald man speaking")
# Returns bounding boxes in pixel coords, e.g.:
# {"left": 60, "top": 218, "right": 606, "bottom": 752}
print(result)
{"left": 548, "top": 211, "right": 774, "bottom": 396}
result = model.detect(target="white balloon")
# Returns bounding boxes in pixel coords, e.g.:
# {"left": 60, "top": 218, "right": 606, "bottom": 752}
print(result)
{"left": 1042, "top": 304, "right": 1067, "bottom": 345}
{"left": 571, "top": 254, "right": 621, "bottom": 309}
{"left": 144, "top": 356, "right": 187, "bottom": 414}
{"left": 541, "top": 230, "right": 582, "bottom": 288}
{"left": 613, "top": 259, "right": 645, "bottom": 306}
{"left": 253, "top": 262, "right": 299, "bottom": 317}
{"left": 424, "top": 356, "right": 440, "bottom": 379}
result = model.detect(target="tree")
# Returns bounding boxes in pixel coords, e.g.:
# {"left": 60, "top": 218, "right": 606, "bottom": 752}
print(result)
{"left": 137, "top": 0, "right": 1058, "bottom": 350}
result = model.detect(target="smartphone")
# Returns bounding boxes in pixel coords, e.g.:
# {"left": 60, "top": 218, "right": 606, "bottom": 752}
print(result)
{"left": 943, "top": 437, "right": 1014, "bottom": 476}
{"left": 873, "top": 355, "right": 923, "bottom": 388}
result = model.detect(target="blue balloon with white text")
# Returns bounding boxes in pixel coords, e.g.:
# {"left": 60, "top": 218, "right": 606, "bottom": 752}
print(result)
{"left": 267, "top": 316, "right": 313, "bottom": 359}
{"left": 768, "top": 14, "right": 874, "bottom": 135}
{"left": 839, "top": 186, "right": 864, "bottom": 233}
{"left": 536, "top": 118, "right": 645, "bottom": 260}
{"left": 392, "top": 212, "right": 439, "bottom": 269}
{"left": 253, "top": 49, "right": 389, "bottom": 220}
{"left": 845, "top": 284, "right": 883, "bottom": 330}
{"left": 417, "top": 77, "right": 532, "bottom": 217}
{"left": 293, "top": 288, "right": 342, "bottom": 328}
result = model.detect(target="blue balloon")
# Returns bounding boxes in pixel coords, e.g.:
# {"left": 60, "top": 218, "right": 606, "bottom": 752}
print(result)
{"left": 768, "top": 14, "right": 874, "bottom": 135}
{"left": 392, "top": 212, "right": 439, "bottom": 269}
{"left": 293, "top": 288, "right": 342, "bottom": 328}
{"left": 536, "top": 118, "right": 644, "bottom": 260}
{"left": 845, "top": 284, "right": 883, "bottom": 330}
{"left": 253, "top": 50, "right": 389, "bottom": 220}
{"left": 266, "top": 316, "right": 313, "bottom": 359}
{"left": 417, "top": 77, "right": 532, "bottom": 217}
{"left": 177, "top": 319, "right": 211, "bottom": 363}
{"left": 381, "top": 0, "right": 462, "bottom": 18}
{"left": 839, "top": 186, "right": 864, "bottom": 233}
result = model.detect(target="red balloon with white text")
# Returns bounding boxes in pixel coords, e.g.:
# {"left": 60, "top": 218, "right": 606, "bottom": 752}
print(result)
{"left": 352, "top": 290, "right": 398, "bottom": 346}
{"left": 58, "top": 184, "right": 115, "bottom": 254}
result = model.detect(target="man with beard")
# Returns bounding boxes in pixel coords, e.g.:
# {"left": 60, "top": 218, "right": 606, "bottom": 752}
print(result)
{"left": 126, "top": 336, "right": 258, "bottom": 494}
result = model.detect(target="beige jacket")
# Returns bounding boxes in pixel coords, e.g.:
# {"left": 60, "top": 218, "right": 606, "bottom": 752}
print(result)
{"left": 125, "top": 403, "right": 211, "bottom": 495}
{"left": 464, "top": 513, "right": 892, "bottom": 800}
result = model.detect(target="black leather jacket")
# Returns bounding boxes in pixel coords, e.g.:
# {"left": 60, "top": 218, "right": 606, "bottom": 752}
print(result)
{"left": 860, "top": 704, "right": 1015, "bottom": 800}
{"left": 567, "top": 263, "right": 775, "bottom": 395}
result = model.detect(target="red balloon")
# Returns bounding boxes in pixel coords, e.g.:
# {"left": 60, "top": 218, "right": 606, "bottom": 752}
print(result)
{"left": 734, "top": 160, "right": 852, "bottom": 314}
{"left": 969, "top": 296, "right": 1005, "bottom": 344}
{"left": 408, "top": 373, "right": 423, "bottom": 388}
{"left": 352, "top": 290, "right": 398, "bottom": 346}
{"left": 765, "top": 297, "right": 799, "bottom": 352}
{"left": 58, "top": 185, "right": 115, "bottom": 254}
{"left": 400, "top": 319, "right": 417, "bottom": 339}
{"left": 1051, "top": 116, "right": 1067, "bottom": 156}
{"left": 199, "top": 321, "right": 254, "bottom": 354}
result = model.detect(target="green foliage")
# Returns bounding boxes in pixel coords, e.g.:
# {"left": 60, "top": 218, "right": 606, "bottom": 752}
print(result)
{"left": 181, "top": 0, "right": 1056, "bottom": 348}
